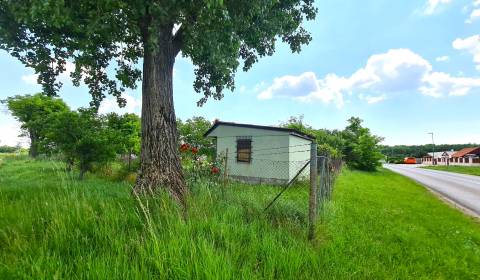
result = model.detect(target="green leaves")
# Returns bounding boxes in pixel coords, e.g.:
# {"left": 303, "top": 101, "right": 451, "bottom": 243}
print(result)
{"left": 2, "top": 93, "right": 69, "bottom": 156}
{"left": 0, "top": 0, "right": 317, "bottom": 107}
{"left": 46, "top": 108, "right": 118, "bottom": 176}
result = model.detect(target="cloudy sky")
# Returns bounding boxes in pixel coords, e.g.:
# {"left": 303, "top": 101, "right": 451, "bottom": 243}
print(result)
{"left": 1, "top": 0, "right": 480, "bottom": 146}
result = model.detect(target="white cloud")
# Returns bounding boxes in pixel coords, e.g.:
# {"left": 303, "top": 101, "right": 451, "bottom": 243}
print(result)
{"left": 466, "top": 9, "right": 480, "bottom": 23}
{"left": 423, "top": 0, "right": 451, "bottom": 15}
{"left": 436, "top": 55, "right": 450, "bottom": 62}
{"left": 258, "top": 49, "right": 480, "bottom": 107}
{"left": 98, "top": 92, "right": 141, "bottom": 115}
{"left": 420, "top": 72, "right": 480, "bottom": 97}
{"left": 21, "top": 61, "right": 76, "bottom": 85}
{"left": 360, "top": 94, "right": 387, "bottom": 104}
{"left": 453, "top": 35, "right": 480, "bottom": 70}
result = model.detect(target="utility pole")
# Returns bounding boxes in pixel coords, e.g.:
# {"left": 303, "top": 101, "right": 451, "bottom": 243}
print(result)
{"left": 428, "top": 132, "right": 435, "bottom": 165}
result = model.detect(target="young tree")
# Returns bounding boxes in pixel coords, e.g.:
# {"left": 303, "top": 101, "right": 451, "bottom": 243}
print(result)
{"left": 106, "top": 113, "right": 141, "bottom": 170}
{"left": 2, "top": 94, "right": 69, "bottom": 157}
{"left": 342, "top": 117, "right": 383, "bottom": 171}
{"left": 0, "top": 1, "right": 317, "bottom": 204}
{"left": 47, "top": 109, "right": 117, "bottom": 179}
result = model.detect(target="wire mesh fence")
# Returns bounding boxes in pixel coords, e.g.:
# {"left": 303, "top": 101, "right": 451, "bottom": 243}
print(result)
{"left": 316, "top": 156, "right": 343, "bottom": 211}
{"left": 183, "top": 141, "right": 342, "bottom": 240}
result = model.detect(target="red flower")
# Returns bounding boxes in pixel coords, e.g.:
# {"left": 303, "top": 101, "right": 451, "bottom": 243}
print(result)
{"left": 191, "top": 147, "right": 199, "bottom": 154}
{"left": 180, "top": 143, "right": 190, "bottom": 152}
{"left": 211, "top": 166, "right": 220, "bottom": 174}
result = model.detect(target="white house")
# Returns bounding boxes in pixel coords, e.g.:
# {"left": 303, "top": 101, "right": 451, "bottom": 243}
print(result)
{"left": 422, "top": 150, "right": 456, "bottom": 165}
{"left": 204, "top": 121, "right": 315, "bottom": 185}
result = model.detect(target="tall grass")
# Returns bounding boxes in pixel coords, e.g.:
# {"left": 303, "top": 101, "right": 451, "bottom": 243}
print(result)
{"left": 1, "top": 157, "right": 480, "bottom": 279}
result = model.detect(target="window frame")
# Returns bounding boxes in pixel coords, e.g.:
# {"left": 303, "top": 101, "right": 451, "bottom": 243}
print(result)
{"left": 236, "top": 137, "right": 252, "bottom": 163}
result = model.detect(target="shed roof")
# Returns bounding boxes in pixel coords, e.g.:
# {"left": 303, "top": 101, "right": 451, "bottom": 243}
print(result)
{"left": 451, "top": 147, "right": 480, "bottom": 158}
{"left": 204, "top": 121, "right": 315, "bottom": 141}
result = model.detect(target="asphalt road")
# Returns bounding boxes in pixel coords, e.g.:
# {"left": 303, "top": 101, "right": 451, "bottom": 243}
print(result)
{"left": 384, "top": 164, "right": 480, "bottom": 218}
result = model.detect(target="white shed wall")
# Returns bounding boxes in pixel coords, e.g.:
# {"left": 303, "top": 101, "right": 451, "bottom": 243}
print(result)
{"left": 209, "top": 125, "right": 291, "bottom": 182}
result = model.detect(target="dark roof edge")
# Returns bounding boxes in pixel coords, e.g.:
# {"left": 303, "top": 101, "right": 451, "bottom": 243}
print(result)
{"left": 203, "top": 121, "right": 315, "bottom": 141}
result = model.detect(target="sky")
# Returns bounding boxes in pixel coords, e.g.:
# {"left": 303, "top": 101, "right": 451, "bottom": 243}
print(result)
{"left": 1, "top": 0, "right": 480, "bottom": 147}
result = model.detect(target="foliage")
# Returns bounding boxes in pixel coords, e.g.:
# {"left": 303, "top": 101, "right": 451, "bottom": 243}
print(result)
{"left": 281, "top": 115, "right": 382, "bottom": 169}
{"left": 179, "top": 142, "right": 222, "bottom": 187}
{"left": 46, "top": 108, "right": 117, "bottom": 179}
{"left": 0, "top": 1, "right": 317, "bottom": 105}
{"left": 0, "top": 145, "right": 18, "bottom": 153}
{"left": 177, "top": 116, "right": 215, "bottom": 159}
{"left": 380, "top": 144, "right": 478, "bottom": 159}
{"left": 342, "top": 117, "right": 384, "bottom": 171}
{"left": 350, "top": 130, "right": 384, "bottom": 171}
{"left": 1, "top": 93, "right": 69, "bottom": 157}
{"left": 280, "top": 115, "right": 343, "bottom": 158}
{"left": 1, "top": 158, "right": 480, "bottom": 279}
{"left": 106, "top": 113, "right": 141, "bottom": 170}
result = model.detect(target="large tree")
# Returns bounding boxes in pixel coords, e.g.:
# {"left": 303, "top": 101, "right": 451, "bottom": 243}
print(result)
{"left": 2, "top": 93, "right": 69, "bottom": 157}
{"left": 0, "top": 1, "right": 317, "bottom": 204}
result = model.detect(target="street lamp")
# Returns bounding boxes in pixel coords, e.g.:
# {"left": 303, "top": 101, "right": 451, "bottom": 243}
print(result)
{"left": 428, "top": 132, "right": 435, "bottom": 165}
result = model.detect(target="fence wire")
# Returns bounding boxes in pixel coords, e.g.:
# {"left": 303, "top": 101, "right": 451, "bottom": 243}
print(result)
{"left": 190, "top": 144, "right": 343, "bottom": 223}
{"left": 316, "top": 156, "right": 342, "bottom": 211}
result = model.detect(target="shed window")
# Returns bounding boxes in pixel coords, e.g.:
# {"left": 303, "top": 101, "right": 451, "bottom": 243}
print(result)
{"left": 236, "top": 139, "right": 252, "bottom": 163}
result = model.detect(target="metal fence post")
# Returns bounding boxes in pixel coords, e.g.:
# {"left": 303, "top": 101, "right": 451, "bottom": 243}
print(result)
{"left": 222, "top": 148, "right": 228, "bottom": 196}
{"left": 308, "top": 142, "right": 318, "bottom": 240}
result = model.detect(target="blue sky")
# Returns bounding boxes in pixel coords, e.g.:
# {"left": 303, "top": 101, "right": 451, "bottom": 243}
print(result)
{"left": 1, "top": 0, "right": 480, "bottom": 146}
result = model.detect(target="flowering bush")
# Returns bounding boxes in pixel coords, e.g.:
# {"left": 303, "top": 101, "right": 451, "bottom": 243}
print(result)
{"left": 179, "top": 142, "right": 222, "bottom": 186}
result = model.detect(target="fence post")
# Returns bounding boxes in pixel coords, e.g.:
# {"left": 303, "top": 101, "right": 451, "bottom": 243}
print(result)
{"left": 308, "top": 142, "right": 318, "bottom": 240}
{"left": 222, "top": 148, "right": 228, "bottom": 195}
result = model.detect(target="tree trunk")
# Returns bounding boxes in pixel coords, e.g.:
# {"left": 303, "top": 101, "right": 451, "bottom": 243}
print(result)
{"left": 79, "top": 163, "right": 86, "bottom": 180}
{"left": 29, "top": 130, "right": 38, "bottom": 158}
{"left": 133, "top": 26, "right": 187, "bottom": 207}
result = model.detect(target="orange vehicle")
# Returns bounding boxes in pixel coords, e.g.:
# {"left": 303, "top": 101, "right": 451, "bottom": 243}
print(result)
{"left": 404, "top": 157, "right": 417, "bottom": 164}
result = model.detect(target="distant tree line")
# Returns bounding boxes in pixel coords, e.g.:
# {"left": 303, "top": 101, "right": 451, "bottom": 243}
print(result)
{"left": 0, "top": 145, "right": 19, "bottom": 153}
{"left": 380, "top": 144, "right": 478, "bottom": 162}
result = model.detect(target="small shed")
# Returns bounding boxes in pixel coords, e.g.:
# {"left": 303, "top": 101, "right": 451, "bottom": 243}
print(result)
{"left": 204, "top": 121, "right": 315, "bottom": 185}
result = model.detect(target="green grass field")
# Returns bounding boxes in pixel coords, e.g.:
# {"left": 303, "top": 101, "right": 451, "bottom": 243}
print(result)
{"left": 422, "top": 165, "right": 480, "bottom": 176}
{"left": 1, "top": 157, "right": 480, "bottom": 279}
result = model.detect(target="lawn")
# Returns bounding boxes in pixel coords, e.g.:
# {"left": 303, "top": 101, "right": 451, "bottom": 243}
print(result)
{"left": 1, "top": 157, "right": 480, "bottom": 279}
{"left": 422, "top": 165, "right": 480, "bottom": 176}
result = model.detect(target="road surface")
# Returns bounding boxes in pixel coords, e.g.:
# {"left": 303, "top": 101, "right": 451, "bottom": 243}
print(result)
{"left": 384, "top": 164, "right": 480, "bottom": 218}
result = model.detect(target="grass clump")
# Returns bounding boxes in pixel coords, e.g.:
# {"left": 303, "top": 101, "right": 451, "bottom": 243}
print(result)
{"left": 422, "top": 165, "right": 480, "bottom": 176}
{"left": 1, "top": 157, "right": 480, "bottom": 279}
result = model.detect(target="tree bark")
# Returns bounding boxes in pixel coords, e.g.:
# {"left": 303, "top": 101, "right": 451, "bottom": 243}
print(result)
{"left": 133, "top": 25, "right": 187, "bottom": 207}
{"left": 29, "top": 130, "right": 38, "bottom": 158}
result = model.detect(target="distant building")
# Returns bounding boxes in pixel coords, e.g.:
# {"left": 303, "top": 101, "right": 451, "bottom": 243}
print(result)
{"left": 422, "top": 150, "right": 456, "bottom": 165}
{"left": 450, "top": 147, "right": 480, "bottom": 165}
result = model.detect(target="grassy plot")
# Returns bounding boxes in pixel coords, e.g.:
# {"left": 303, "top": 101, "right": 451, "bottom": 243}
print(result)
{"left": 422, "top": 165, "right": 480, "bottom": 176}
{"left": 0, "top": 158, "right": 480, "bottom": 279}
